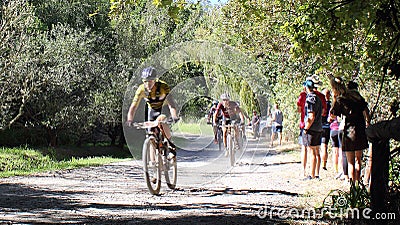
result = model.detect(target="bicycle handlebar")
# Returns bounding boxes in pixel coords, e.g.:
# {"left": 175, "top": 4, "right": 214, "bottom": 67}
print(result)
{"left": 127, "top": 117, "right": 179, "bottom": 129}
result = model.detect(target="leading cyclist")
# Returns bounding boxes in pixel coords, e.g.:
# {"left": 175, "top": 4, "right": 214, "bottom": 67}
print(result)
{"left": 126, "top": 67, "right": 179, "bottom": 158}
{"left": 213, "top": 93, "right": 245, "bottom": 156}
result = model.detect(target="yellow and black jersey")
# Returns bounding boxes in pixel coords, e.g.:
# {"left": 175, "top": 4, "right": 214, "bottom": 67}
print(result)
{"left": 132, "top": 80, "right": 170, "bottom": 110}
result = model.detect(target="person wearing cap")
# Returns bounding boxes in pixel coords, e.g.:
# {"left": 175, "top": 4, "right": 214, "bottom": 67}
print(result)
{"left": 302, "top": 79, "right": 323, "bottom": 180}
{"left": 306, "top": 75, "right": 328, "bottom": 174}
{"left": 214, "top": 93, "right": 245, "bottom": 156}
{"left": 306, "top": 75, "right": 327, "bottom": 117}
{"left": 126, "top": 66, "right": 179, "bottom": 158}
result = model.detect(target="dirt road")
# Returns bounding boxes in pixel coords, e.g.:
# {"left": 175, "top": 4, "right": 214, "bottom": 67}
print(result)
{"left": 0, "top": 137, "right": 346, "bottom": 224}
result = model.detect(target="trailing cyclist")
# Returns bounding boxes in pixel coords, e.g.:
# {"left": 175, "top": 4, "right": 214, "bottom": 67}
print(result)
{"left": 207, "top": 100, "right": 222, "bottom": 144}
{"left": 213, "top": 93, "right": 245, "bottom": 156}
{"left": 126, "top": 67, "right": 179, "bottom": 159}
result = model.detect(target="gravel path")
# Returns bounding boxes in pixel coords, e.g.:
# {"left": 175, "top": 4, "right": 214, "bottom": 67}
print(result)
{"left": 0, "top": 138, "right": 347, "bottom": 224}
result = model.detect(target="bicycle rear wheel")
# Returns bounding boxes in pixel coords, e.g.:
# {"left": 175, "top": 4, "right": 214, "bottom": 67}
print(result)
{"left": 163, "top": 147, "right": 177, "bottom": 190}
{"left": 217, "top": 128, "right": 223, "bottom": 151}
{"left": 142, "top": 138, "right": 162, "bottom": 195}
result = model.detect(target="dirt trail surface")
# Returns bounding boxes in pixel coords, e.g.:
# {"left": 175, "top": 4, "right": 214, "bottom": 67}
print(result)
{"left": 0, "top": 138, "right": 346, "bottom": 224}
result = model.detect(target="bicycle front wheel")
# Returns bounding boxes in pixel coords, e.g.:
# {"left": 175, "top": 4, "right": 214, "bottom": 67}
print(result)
{"left": 164, "top": 148, "right": 177, "bottom": 190}
{"left": 227, "top": 133, "right": 235, "bottom": 166}
{"left": 142, "top": 138, "right": 162, "bottom": 195}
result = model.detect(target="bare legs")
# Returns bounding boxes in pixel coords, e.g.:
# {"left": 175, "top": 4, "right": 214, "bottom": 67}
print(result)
{"left": 301, "top": 145, "right": 307, "bottom": 177}
{"left": 332, "top": 146, "right": 339, "bottom": 173}
{"left": 321, "top": 143, "right": 328, "bottom": 169}
{"left": 271, "top": 132, "right": 282, "bottom": 146}
{"left": 363, "top": 145, "right": 372, "bottom": 186}
{"left": 310, "top": 146, "right": 321, "bottom": 178}
{"left": 345, "top": 150, "right": 363, "bottom": 181}
{"left": 270, "top": 132, "right": 275, "bottom": 147}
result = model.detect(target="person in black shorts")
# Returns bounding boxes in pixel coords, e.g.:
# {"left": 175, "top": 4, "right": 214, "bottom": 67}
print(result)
{"left": 302, "top": 79, "right": 323, "bottom": 180}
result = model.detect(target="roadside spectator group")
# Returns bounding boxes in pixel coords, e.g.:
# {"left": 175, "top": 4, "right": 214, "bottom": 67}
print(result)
{"left": 297, "top": 75, "right": 371, "bottom": 185}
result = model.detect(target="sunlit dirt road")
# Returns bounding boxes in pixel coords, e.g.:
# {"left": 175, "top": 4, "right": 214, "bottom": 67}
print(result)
{"left": 0, "top": 137, "right": 343, "bottom": 224}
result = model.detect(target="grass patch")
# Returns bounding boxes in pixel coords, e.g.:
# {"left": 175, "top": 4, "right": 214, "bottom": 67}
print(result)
{"left": 172, "top": 121, "right": 213, "bottom": 136}
{"left": 0, "top": 146, "right": 130, "bottom": 178}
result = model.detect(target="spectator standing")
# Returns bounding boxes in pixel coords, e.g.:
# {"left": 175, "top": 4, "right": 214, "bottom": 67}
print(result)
{"left": 329, "top": 115, "right": 349, "bottom": 181}
{"left": 270, "top": 103, "right": 283, "bottom": 147}
{"left": 302, "top": 80, "right": 323, "bottom": 179}
{"left": 330, "top": 77, "right": 370, "bottom": 182}
{"left": 297, "top": 86, "right": 308, "bottom": 178}
{"left": 250, "top": 110, "right": 260, "bottom": 139}
{"left": 321, "top": 89, "right": 332, "bottom": 170}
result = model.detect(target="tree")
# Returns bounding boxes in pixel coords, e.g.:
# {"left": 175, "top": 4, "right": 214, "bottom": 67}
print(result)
{"left": 0, "top": 0, "right": 45, "bottom": 130}
{"left": 283, "top": 0, "right": 400, "bottom": 120}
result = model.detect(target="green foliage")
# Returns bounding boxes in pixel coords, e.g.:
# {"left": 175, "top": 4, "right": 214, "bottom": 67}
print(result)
{"left": 109, "top": 0, "right": 192, "bottom": 23}
{"left": 0, "top": 0, "right": 45, "bottom": 130}
{"left": 31, "top": 0, "right": 111, "bottom": 31}
{"left": 0, "top": 147, "right": 124, "bottom": 178}
{"left": 322, "top": 181, "right": 370, "bottom": 217}
{"left": 282, "top": 0, "right": 400, "bottom": 122}
{"left": 197, "top": 0, "right": 313, "bottom": 140}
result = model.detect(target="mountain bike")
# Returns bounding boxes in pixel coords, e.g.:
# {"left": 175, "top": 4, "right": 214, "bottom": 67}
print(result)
{"left": 236, "top": 123, "right": 247, "bottom": 151}
{"left": 133, "top": 121, "right": 177, "bottom": 195}
{"left": 223, "top": 121, "right": 242, "bottom": 166}
{"left": 216, "top": 122, "right": 223, "bottom": 151}
{"left": 207, "top": 120, "right": 223, "bottom": 151}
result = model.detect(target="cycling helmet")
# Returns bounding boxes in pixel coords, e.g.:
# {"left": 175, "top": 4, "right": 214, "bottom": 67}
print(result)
{"left": 212, "top": 100, "right": 219, "bottom": 106}
{"left": 141, "top": 67, "right": 157, "bottom": 81}
{"left": 220, "top": 93, "right": 230, "bottom": 100}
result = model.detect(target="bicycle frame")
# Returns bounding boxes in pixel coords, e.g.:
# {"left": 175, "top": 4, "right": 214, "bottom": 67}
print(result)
{"left": 223, "top": 121, "right": 240, "bottom": 166}
{"left": 133, "top": 121, "right": 177, "bottom": 194}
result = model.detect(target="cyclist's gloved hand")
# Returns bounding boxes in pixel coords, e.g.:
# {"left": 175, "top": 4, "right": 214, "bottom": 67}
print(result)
{"left": 240, "top": 121, "right": 245, "bottom": 125}
{"left": 172, "top": 117, "right": 180, "bottom": 123}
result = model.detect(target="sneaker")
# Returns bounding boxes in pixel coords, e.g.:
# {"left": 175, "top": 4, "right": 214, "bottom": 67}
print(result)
{"left": 167, "top": 147, "right": 176, "bottom": 160}
{"left": 334, "top": 172, "right": 343, "bottom": 179}
{"left": 167, "top": 152, "right": 176, "bottom": 160}
{"left": 322, "top": 167, "right": 327, "bottom": 170}
{"left": 302, "top": 175, "right": 312, "bottom": 181}
{"left": 224, "top": 150, "right": 229, "bottom": 157}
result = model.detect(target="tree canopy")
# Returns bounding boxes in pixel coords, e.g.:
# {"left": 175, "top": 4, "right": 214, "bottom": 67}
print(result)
{"left": 1, "top": 0, "right": 399, "bottom": 146}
